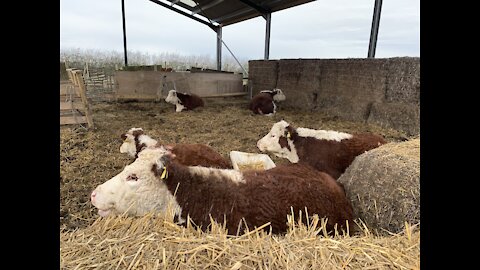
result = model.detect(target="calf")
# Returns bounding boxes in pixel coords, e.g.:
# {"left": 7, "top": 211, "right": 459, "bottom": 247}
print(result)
{"left": 120, "top": 127, "right": 231, "bottom": 169}
{"left": 91, "top": 146, "right": 353, "bottom": 235}
{"left": 249, "top": 89, "right": 286, "bottom": 115}
{"left": 257, "top": 120, "right": 387, "bottom": 179}
{"left": 165, "top": 90, "right": 204, "bottom": 112}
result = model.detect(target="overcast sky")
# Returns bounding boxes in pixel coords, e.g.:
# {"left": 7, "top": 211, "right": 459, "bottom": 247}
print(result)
{"left": 60, "top": 0, "right": 420, "bottom": 60}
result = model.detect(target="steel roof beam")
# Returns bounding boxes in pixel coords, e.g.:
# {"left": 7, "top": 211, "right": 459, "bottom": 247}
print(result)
{"left": 264, "top": 12, "right": 271, "bottom": 59}
{"left": 211, "top": 6, "right": 252, "bottom": 22}
{"left": 121, "top": 0, "right": 128, "bottom": 66}
{"left": 368, "top": 0, "right": 383, "bottom": 58}
{"left": 148, "top": 0, "right": 218, "bottom": 31}
{"left": 238, "top": 0, "right": 270, "bottom": 15}
{"left": 191, "top": 0, "right": 225, "bottom": 15}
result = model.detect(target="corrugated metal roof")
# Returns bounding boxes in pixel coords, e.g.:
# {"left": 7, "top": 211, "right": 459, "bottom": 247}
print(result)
{"left": 164, "top": 0, "right": 315, "bottom": 26}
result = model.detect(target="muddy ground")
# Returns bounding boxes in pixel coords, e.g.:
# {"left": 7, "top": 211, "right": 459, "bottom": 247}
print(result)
{"left": 60, "top": 98, "right": 410, "bottom": 230}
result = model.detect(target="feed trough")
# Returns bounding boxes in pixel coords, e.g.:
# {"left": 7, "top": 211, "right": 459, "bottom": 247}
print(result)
{"left": 230, "top": 151, "right": 276, "bottom": 171}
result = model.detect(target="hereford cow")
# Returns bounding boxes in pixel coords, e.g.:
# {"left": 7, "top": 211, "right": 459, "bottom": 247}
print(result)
{"left": 120, "top": 127, "right": 231, "bottom": 169}
{"left": 165, "top": 90, "right": 204, "bottom": 112}
{"left": 249, "top": 89, "right": 286, "bottom": 115}
{"left": 91, "top": 146, "right": 353, "bottom": 235}
{"left": 257, "top": 120, "right": 387, "bottom": 179}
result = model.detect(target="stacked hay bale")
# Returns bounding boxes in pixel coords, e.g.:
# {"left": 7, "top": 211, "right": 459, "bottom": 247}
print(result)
{"left": 338, "top": 138, "right": 420, "bottom": 235}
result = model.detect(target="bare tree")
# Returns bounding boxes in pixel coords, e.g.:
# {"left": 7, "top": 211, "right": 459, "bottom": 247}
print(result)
{"left": 60, "top": 48, "right": 249, "bottom": 75}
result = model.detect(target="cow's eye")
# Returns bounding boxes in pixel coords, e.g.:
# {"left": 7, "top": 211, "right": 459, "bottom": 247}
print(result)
{"left": 127, "top": 174, "right": 138, "bottom": 181}
{"left": 271, "top": 134, "right": 276, "bottom": 138}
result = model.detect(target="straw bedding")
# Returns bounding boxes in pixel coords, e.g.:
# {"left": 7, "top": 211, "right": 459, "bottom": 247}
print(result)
{"left": 61, "top": 213, "right": 419, "bottom": 269}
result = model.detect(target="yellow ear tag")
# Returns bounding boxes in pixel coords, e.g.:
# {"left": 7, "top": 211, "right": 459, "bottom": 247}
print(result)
{"left": 287, "top": 132, "right": 291, "bottom": 139}
{"left": 160, "top": 167, "right": 168, "bottom": 179}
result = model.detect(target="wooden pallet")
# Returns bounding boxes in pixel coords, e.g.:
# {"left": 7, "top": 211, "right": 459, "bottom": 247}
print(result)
{"left": 60, "top": 69, "right": 94, "bottom": 128}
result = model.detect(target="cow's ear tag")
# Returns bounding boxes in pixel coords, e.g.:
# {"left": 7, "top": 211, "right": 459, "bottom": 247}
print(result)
{"left": 160, "top": 167, "right": 168, "bottom": 180}
{"left": 287, "top": 132, "right": 291, "bottom": 139}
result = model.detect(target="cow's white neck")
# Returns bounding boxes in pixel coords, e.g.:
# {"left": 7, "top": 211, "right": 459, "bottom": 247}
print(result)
{"left": 188, "top": 166, "right": 246, "bottom": 184}
{"left": 296, "top": 128, "right": 352, "bottom": 142}
{"left": 119, "top": 179, "right": 184, "bottom": 223}
{"left": 138, "top": 134, "right": 158, "bottom": 147}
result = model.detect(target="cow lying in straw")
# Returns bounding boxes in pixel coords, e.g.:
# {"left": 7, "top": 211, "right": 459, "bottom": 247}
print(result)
{"left": 249, "top": 89, "right": 286, "bottom": 115}
{"left": 257, "top": 120, "right": 387, "bottom": 179}
{"left": 91, "top": 146, "right": 353, "bottom": 235}
{"left": 165, "top": 90, "right": 204, "bottom": 112}
{"left": 120, "top": 127, "right": 231, "bottom": 169}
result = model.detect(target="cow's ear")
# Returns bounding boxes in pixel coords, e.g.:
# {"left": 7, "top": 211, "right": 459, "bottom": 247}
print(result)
{"left": 164, "top": 144, "right": 174, "bottom": 151}
{"left": 153, "top": 156, "right": 169, "bottom": 179}
{"left": 285, "top": 126, "right": 294, "bottom": 139}
{"left": 121, "top": 133, "right": 127, "bottom": 141}
{"left": 159, "top": 155, "right": 170, "bottom": 166}
{"left": 165, "top": 149, "right": 176, "bottom": 160}
{"left": 156, "top": 150, "right": 176, "bottom": 168}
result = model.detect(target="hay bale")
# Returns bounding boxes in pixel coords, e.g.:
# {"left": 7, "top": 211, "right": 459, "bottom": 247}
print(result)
{"left": 337, "top": 138, "right": 420, "bottom": 235}
{"left": 367, "top": 102, "right": 420, "bottom": 136}
{"left": 385, "top": 57, "right": 420, "bottom": 103}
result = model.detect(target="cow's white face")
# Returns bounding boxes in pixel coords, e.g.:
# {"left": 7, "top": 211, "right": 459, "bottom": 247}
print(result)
{"left": 91, "top": 147, "right": 182, "bottom": 219}
{"left": 272, "top": 89, "right": 286, "bottom": 102}
{"left": 120, "top": 133, "right": 137, "bottom": 158}
{"left": 257, "top": 120, "right": 299, "bottom": 162}
{"left": 165, "top": 90, "right": 180, "bottom": 105}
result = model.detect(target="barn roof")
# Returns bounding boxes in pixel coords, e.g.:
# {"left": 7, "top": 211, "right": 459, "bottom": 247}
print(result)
{"left": 158, "top": 0, "right": 315, "bottom": 26}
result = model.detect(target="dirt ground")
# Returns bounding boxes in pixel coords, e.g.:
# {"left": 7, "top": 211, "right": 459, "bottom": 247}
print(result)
{"left": 60, "top": 97, "right": 410, "bottom": 230}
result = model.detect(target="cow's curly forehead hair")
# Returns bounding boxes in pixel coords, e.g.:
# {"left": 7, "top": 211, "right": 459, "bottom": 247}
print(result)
{"left": 129, "top": 128, "right": 144, "bottom": 137}
{"left": 121, "top": 127, "right": 144, "bottom": 140}
{"left": 272, "top": 120, "right": 290, "bottom": 133}
{"left": 137, "top": 146, "right": 168, "bottom": 162}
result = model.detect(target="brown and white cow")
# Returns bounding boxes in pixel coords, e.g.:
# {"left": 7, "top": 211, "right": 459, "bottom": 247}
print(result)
{"left": 120, "top": 127, "right": 231, "bottom": 169}
{"left": 91, "top": 146, "right": 353, "bottom": 235}
{"left": 257, "top": 120, "right": 387, "bottom": 179}
{"left": 165, "top": 90, "right": 204, "bottom": 112}
{"left": 249, "top": 89, "right": 286, "bottom": 116}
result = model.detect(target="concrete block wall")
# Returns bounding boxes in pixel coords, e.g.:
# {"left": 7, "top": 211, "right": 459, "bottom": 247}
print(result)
{"left": 114, "top": 71, "right": 244, "bottom": 100}
{"left": 248, "top": 57, "right": 420, "bottom": 135}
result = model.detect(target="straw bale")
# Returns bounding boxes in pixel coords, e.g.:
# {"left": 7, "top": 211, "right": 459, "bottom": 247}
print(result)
{"left": 338, "top": 138, "right": 420, "bottom": 235}
{"left": 60, "top": 213, "right": 419, "bottom": 269}
{"left": 367, "top": 102, "right": 420, "bottom": 136}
